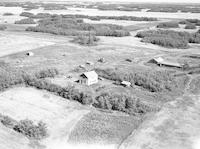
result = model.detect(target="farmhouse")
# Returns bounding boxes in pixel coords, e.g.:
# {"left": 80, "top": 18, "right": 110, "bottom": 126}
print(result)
{"left": 79, "top": 71, "right": 98, "bottom": 86}
{"left": 150, "top": 57, "right": 182, "bottom": 68}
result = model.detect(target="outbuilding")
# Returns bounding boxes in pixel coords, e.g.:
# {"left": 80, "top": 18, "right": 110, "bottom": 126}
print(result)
{"left": 79, "top": 71, "right": 98, "bottom": 86}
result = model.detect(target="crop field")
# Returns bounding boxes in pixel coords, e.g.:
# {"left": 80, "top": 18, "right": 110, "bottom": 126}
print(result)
{"left": 0, "top": 1, "right": 200, "bottom": 149}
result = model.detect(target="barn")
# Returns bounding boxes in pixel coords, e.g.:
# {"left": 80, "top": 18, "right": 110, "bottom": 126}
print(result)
{"left": 79, "top": 71, "right": 98, "bottom": 86}
{"left": 150, "top": 57, "right": 182, "bottom": 68}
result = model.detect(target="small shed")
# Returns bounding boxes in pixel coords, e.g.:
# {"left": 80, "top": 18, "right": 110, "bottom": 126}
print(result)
{"left": 26, "top": 52, "right": 34, "bottom": 56}
{"left": 79, "top": 71, "right": 98, "bottom": 86}
{"left": 121, "top": 81, "right": 131, "bottom": 87}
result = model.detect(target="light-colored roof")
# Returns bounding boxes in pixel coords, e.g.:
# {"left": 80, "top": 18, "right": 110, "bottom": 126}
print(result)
{"left": 81, "top": 71, "right": 98, "bottom": 79}
{"left": 153, "top": 57, "right": 182, "bottom": 68}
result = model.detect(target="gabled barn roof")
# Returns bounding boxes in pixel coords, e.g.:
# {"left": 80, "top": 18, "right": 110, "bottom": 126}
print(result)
{"left": 80, "top": 71, "right": 98, "bottom": 79}
{"left": 153, "top": 57, "right": 182, "bottom": 68}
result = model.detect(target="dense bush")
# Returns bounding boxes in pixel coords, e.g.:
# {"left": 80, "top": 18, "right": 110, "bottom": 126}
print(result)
{"left": 185, "top": 24, "right": 196, "bottom": 29}
{"left": 26, "top": 15, "right": 130, "bottom": 37}
{"left": 0, "top": 25, "right": 7, "bottom": 31}
{"left": 142, "top": 36, "right": 188, "bottom": 49}
{"left": 96, "top": 68, "right": 177, "bottom": 92}
{"left": 15, "top": 18, "right": 36, "bottom": 24}
{"left": 157, "top": 22, "right": 179, "bottom": 28}
{"left": 136, "top": 29, "right": 200, "bottom": 48}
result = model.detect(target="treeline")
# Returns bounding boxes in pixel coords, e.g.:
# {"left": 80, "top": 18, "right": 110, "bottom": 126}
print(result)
{"left": 20, "top": 12, "right": 157, "bottom": 21}
{"left": 96, "top": 68, "right": 178, "bottom": 93}
{"left": 0, "top": 114, "right": 47, "bottom": 140}
{"left": 15, "top": 18, "right": 36, "bottom": 24}
{"left": 157, "top": 22, "right": 179, "bottom": 28}
{"left": 25, "top": 15, "right": 130, "bottom": 37}
{"left": 86, "top": 3, "right": 200, "bottom": 13}
{"left": 61, "top": 14, "right": 158, "bottom": 21}
{"left": 41, "top": 3, "right": 67, "bottom": 10}
{"left": 179, "top": 19, "right": 200, "bottom": 26}
{"left": 136, "top": 30, "right": 200, "bottom": 48}
{"left": 0, "top": 2, "right": 66, "bottom": 11}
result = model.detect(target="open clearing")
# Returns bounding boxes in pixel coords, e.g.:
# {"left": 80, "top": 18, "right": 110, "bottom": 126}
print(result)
{"left": 0, "top": 31, "right": 56, "bottom": 57}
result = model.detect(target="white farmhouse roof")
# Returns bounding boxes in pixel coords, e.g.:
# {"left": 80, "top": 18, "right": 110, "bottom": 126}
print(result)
{"left": 81, "top": 71, "right": 98, "bottom": 79}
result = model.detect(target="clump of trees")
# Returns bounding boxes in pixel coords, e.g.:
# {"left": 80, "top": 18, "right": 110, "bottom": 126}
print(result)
{"left": 136, "top": 29, "right": 200, "bottom": 48}
{"left": 71, "top": 34, "right": 100, "bottom": 46}
{"left": 157, "top": 22, "right": 179, "bottom": 28}
{"left": 15, "top": 18, "right": 36, "bottom": 24}
{"left": 93, "top": 93, "right": 159, "bottom": 115}
{"left": 20, "top": 12, "right": 34, "bottom": 18}
{"left": 25, "top": 15, "right": 130, "bottom": 37}
{"left": 0, "top": 114, "right": 48, "bottom": 140}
